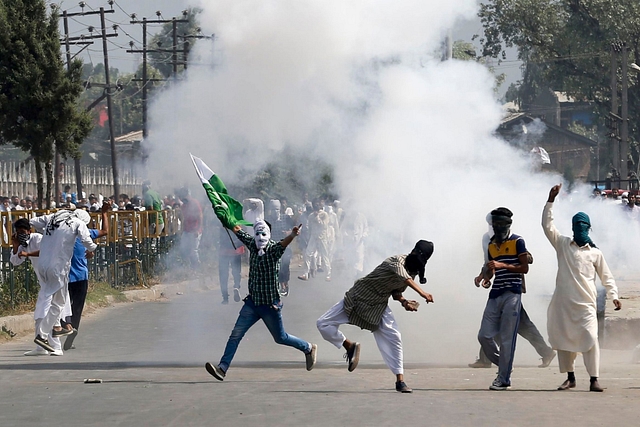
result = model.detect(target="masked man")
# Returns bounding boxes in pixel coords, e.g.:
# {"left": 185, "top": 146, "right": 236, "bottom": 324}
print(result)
{"left": 316, "top": 240, "right": 434, "bottom": 393}
{"left": 477, "top": 207, "right": 529, "bottom": 391}
{"left": 543, "top": 184, "right": 621, "bottom": 392}
{"left": 29, "top": 209, "right": 99, "bottom": 353}
{"left": 10, "top": 218, "right": 71, "bottom": 356}
{"left": 205, "top": 220, "right": 317, "bottom": 381}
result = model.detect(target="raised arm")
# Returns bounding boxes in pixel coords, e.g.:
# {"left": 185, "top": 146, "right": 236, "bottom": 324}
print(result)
{"left": 542, "top": 184, "right": 562, "bottom": 248}
{"left": 280, "top": 224, "right": 302, "bottom": 248}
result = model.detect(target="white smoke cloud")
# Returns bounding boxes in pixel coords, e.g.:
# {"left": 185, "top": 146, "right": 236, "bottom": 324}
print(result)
{"left": 145, "top": 0, "right": 640, "bottom": 365}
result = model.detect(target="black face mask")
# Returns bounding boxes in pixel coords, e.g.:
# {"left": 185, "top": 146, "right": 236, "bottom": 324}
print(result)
{"left": 17, "top": 232, "right": 29, "bottom": 247}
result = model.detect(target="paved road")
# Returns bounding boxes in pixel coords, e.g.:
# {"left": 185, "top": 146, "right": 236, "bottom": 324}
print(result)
{"left": 1, "top": 277, "right": 640, "bottom": 427}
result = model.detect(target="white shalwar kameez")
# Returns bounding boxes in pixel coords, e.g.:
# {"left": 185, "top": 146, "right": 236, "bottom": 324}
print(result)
{"left": 542, "top": 202, "right": 618, "bottom": 376}
{"left": 30, "top": 212, "right": 96, "bottom": 340}
{"left": 10, "top": 233, "right": 71, "bottom": 352}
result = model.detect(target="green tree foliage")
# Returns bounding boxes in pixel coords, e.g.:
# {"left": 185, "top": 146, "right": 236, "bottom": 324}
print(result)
{"left": 148, "top": 7, "right": 202, "bottom": 78}
{"left": 0, "top": 0, "right": 92, "bottom": 206}
{"left": 452, "top": 40, "right": 506, "bottom": 93}
{"left": 478, "top": 0, "right": 640, "bottom": 162}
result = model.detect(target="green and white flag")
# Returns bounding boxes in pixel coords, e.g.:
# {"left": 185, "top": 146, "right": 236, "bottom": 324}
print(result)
{"left": 190, "top": 154, "right": 251, "bottom": 229}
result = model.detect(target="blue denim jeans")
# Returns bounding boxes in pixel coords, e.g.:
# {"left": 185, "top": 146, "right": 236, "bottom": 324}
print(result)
{"left": 219, "top": 297, "right": 311, "bottom": 371}
{"left": 478, "top": 291, "right": 522, "bottom": 385}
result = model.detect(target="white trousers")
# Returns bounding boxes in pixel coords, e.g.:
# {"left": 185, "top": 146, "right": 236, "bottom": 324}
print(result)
{"left": 317, "top": 299, "right": 404, "bottom": 375}
{"left": 558, "top": 345, "right": 600, "bottom": 377}
{"left": 304, "top": 236, "right": 331, "bottom": 276}
{"left": 37, "top": 287, "right": 67, "bottom": 340}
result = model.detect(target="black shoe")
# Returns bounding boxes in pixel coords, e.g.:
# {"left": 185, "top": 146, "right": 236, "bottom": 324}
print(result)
{"left": 52, "top": 328, "right": 75, "bottom": 338}
{"left": 34, "top": 335, "right": 56, "bottom": 353}
{"left": 233, "top": 288, "right": 241, "bottom": 302}
{"left": 396, "top": 381, "right": 413, "bottom": 393}
{"left": 344, "top": 342, "right": 361, "bottom": 372}
{"left": 557, "top": 379, "right": 576, "bottom": 390}
{"left": 590, "top": 380, "right": 605, "bottom": 392}
{"left": 305, "top": 344, "right": 317, "bottom": 371}
{"left": 63, "top": 329, "right": 78, "bottom": 351}
{"left": 205, "top": 362, "right": 226, "bottom": 381}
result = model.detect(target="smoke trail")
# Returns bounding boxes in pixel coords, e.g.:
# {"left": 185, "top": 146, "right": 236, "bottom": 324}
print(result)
{"left": 145, "top": 0, "right": 639, "bottom": 364}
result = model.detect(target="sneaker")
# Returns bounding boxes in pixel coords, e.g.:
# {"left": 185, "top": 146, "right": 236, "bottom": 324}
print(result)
{"left": 468, "top": 359, "right": 492, "bottom": 368}
{"left": 279, "top": 282, "right": 289, "bottom": 297}
{"left": 205, "top": 362, "right": 226, "bottom": 381}
{"left": 297, "top": 274, "right": 308, "bottom": 281}
{"left": 395, "top": 381, "right": 413, "bottom": 393}
{"left": 538, "top": 351, "right": 557, "bottom": 368}
{"left": 63, "top": 329, "right": 78, "bottom": 351}
{"left": 344, "top": 342, "right": 361, "bottom": 372}
{"left": 49, "top": 349, "right": 64, "bottom": 356}
{"left": 221, "top": 299, "right": 229, "bottom": 305}
{"left": 489, "top": 378, "right": 511, "bottom": 391}
{"left": 34, "top": 335, "right": 56, "bottom": 353}
{"left": 24, "top": 347, "right": 49, "bottom": 356}
{"left": 52, "top": 327, "right": 75, "bottom": 338}
{"left": 305, "top": 344, "right": 317, "bottom": 371}
{"left": 325, "top": 276, "right": 331, "bottom": 282}
{"left": 233, "top": 288, "right": 241, "bottom": 302}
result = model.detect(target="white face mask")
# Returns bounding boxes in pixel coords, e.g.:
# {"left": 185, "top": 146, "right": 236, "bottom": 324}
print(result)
{"left": 254, "top": 222, "right": 271, "bottom": 256}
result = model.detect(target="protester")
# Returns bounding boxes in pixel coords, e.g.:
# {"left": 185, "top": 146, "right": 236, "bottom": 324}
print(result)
{"left": 10, "top": 218, "right": 71, "bottom": 356}
{"left": 543, "top": 184, "right": 622, "bottom": 392}
{"left": 205, "top": 220, "right": 317, "bottom": 381}
{"left": 29, "top": 208, "right": 103, "bottom": 353}
{"left": 317, "top": 240, "right": 434, "bottom": 393}
{"left": 477, "top": 207, "right": 529, "bottom": 391}
{"left": 218, "top": 225, "right": 244, "bottom": 304}
{"left": 63, "top": 202, "right": 111, "bottom": 350}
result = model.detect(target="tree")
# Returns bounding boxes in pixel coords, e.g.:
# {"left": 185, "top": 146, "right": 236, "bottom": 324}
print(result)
{"left": 452, "top": 39, "right": 506, "bottom": 93}
{"left": 0, "top": 1, "right": 92, "bottom": 207}
{"left": 478, "top": 0, "right": 640, "bottom": 167}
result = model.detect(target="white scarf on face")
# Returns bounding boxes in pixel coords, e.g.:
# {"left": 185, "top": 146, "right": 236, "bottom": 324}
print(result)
{"left": 254, "top": 220, "right": 271, "bottom": 256}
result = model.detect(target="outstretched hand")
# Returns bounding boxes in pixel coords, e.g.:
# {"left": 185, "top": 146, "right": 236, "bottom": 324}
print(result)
{"left": 291, "top": 224, "right": 302, "bottom": 236}
{"left": 548, "top": 184, "right": 562, "bottom": 203}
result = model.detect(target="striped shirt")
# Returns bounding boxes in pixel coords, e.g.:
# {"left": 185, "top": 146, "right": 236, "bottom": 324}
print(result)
{"left": 236, "top": 229, "right": 286, "bottom": 306}
{"left": 343, "top": 255, "right": 415, "bottom": 331}
{"left": 488, "top": 234, "right": 527, "bottom": 299}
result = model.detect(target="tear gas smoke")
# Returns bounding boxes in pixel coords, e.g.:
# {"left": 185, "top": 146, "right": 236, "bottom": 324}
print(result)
{"left": 144, "top": 0, "right": 640, "bottom": 366}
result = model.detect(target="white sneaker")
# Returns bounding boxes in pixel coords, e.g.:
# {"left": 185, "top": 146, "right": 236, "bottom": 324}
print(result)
{"left": 49, "top": 349, "right": 64, "bottom": 356}
{"left": 24, "top": 347, "right": 49, "bottom": 356}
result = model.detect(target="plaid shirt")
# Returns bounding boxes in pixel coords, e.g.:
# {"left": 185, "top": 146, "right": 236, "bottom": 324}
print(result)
{"left": 236, "top": 229, "right": 286, "bottom": 306}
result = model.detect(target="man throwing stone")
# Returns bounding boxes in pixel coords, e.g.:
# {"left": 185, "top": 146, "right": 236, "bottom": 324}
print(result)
{"left": 317, "top": 240, "right": 434, "bottom": 393}
{"left": 543, "top": 184, "right": 621, "bottom": 392}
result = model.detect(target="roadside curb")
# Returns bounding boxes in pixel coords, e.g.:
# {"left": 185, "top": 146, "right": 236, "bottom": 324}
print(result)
{"left": 1, "top": 282, "right": 190, "bottom": 338}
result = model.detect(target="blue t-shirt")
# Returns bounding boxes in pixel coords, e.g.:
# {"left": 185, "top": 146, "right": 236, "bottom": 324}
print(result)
{"left": 487, "top": 234, "right": 527, "bottom": 299}
{"left": 69, "top": 229, "right": 99, "bottom": 283}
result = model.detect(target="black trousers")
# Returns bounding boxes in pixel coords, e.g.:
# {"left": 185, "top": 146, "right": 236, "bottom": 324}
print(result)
{"left": 66, "top": 279, "right": 88, "bottom": 330}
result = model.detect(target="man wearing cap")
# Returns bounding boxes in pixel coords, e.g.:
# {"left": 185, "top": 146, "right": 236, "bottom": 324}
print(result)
{"left": 477, "top": 207, "right": 529, "bottom": 391}
{"left": 316, "top": 241, "right": 435, "bottom": 393}
{"left": 29, "top": 207, "right": 104, "bottom": 353}
{"left": 205, "top": 219, "right": 317, "bottom": 381}
{"left": 543, "top": 184, "right": 621, "bottom": 392}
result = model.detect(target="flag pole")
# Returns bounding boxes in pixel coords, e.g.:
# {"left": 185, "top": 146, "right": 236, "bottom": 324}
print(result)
{"left": 225, "top": 228, "right": 237, "bottom": 250}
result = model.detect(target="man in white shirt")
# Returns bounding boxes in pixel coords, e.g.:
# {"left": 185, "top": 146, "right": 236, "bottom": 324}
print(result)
{"left": 543, "top": 184, "right": 621, "bottom": 392}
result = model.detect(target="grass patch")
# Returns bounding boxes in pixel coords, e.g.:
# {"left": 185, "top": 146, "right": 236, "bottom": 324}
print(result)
{"left": 86, "top": 281, "right": 128, "bottom": 307}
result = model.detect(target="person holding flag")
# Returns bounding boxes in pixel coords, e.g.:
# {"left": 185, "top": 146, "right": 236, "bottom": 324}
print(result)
{"left": 190, "top": 154, "right": 318, "bottom": 380}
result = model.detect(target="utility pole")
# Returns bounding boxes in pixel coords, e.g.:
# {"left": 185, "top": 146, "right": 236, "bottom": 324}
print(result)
{"left": 100, "top": 7, "right": 120, "bottom": 199}
{"left": 128, "top": 12, "right": 189, "bottom": 138}
{"left": 59, "top": 6, "right": 118, "bottom": 199}
{"left": 621, "top": 44, "right": 629, "bottom": 185}
{"left": 609, "top": 42, "right": 621, "bottom": 188}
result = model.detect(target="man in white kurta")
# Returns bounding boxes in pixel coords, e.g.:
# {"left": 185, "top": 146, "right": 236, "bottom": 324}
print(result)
{"left": 30, "top": 210, "right": 97, "bottom": 352}
{"left": 10, "top": 218, "right": 71, "bottom": 356}
{"left": 542, "top": 184, "right": 621, "bottom": 392}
